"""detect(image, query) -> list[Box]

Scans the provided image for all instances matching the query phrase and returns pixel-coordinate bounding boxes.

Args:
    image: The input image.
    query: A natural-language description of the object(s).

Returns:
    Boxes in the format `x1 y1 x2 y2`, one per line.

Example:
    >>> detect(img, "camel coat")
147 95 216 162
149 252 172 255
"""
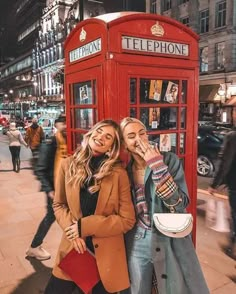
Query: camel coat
52 157 136 293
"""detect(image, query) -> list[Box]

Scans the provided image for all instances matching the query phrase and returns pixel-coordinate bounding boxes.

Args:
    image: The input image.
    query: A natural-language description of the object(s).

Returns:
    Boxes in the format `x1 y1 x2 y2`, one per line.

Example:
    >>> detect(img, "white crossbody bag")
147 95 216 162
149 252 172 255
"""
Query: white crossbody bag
153 213 193 238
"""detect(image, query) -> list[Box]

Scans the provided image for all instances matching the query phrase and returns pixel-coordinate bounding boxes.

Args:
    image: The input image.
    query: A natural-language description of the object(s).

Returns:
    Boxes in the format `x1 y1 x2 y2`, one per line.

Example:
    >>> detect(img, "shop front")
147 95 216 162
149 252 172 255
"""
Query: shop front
64 12 199 238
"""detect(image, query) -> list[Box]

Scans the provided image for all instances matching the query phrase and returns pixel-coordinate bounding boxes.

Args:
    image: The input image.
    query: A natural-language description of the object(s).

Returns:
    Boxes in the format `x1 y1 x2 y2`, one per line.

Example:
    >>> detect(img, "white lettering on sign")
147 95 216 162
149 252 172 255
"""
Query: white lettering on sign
69 38 101 62
122 36 189 57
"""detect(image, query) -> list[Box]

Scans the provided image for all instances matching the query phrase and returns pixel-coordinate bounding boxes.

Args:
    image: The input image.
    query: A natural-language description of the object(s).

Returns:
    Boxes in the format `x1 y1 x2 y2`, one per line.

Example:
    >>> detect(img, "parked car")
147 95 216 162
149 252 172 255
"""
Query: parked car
197 125 232 177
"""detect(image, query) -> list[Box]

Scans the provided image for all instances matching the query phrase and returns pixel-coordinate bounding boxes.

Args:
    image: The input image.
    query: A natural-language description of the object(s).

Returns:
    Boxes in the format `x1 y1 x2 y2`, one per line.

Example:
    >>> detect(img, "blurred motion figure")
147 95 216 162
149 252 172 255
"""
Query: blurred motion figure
26 116 68 260
208 130 236 259
25 117 44 170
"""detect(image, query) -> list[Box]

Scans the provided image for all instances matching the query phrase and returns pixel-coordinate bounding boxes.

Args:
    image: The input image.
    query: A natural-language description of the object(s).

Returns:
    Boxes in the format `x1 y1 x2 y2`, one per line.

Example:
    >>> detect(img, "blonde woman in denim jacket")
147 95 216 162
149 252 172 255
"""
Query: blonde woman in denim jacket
120 117 209 294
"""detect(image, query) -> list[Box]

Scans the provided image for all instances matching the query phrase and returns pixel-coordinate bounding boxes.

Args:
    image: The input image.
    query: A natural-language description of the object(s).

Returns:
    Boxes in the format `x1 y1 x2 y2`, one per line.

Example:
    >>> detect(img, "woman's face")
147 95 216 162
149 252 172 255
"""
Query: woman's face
88 125 116 156
122 122 149 155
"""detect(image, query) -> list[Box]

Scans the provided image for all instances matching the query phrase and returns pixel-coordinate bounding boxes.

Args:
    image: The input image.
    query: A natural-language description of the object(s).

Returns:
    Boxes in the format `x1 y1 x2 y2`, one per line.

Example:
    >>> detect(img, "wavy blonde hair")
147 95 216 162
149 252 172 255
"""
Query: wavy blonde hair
68 119 122 192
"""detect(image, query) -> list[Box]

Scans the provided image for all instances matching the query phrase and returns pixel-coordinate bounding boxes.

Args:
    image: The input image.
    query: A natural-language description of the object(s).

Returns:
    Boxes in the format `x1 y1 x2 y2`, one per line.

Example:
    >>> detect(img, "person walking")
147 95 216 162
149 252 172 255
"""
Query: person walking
208 129 236 259
26 116 68 260
120 117 209 294
24 117 44 170
6 122 28 172
44 119 135 294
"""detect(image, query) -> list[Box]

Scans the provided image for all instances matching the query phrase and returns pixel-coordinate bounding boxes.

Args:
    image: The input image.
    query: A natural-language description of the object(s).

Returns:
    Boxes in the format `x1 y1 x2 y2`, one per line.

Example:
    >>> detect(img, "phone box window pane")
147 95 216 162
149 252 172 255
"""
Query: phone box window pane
130 108 137 118
73 132 84 150
130 78 137 104
180 133 185 154
75 108 95 129
181 80 187 103
181 108 186 129
73 81 93 105
162 80 179 103
140 107 160 130
148 133 176 153
159 107 177 130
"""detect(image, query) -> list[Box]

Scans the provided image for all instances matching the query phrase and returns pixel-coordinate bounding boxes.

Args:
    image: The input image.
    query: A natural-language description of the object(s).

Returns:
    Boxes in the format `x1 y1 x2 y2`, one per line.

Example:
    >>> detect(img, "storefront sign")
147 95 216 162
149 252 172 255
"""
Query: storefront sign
69 38 101 62
122 36 189 57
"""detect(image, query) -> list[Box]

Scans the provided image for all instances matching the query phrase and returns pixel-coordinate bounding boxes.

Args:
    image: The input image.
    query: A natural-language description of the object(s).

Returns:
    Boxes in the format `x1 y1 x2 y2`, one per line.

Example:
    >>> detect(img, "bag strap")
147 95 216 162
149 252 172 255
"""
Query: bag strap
9 130 20 140
162 197 183 213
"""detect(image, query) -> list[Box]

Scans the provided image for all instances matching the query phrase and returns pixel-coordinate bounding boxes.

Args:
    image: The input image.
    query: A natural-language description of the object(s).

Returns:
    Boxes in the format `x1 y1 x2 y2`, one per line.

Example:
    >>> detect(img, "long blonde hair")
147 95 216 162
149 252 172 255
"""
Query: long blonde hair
68 119 121 192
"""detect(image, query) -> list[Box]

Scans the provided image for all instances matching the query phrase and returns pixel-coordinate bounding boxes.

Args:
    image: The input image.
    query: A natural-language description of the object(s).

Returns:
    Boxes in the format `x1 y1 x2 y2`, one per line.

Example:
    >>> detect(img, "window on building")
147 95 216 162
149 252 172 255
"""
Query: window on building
179 0 189 4
163 0 171 11
215 42 225 69
200 47 208 72
215 1 226 28
150 0 157 13
200 9 209 33
180 17 189 26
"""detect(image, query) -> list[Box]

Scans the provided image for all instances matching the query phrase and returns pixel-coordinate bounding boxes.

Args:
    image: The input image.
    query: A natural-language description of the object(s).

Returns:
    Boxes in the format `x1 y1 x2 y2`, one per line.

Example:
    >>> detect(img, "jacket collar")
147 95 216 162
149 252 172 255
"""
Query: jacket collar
69 171 113 218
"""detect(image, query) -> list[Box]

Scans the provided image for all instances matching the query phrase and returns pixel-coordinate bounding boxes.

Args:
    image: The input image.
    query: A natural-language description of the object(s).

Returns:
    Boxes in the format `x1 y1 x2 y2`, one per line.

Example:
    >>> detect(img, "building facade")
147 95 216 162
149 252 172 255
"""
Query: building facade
0 0 47 119
0 0 147 120
150 0 236 126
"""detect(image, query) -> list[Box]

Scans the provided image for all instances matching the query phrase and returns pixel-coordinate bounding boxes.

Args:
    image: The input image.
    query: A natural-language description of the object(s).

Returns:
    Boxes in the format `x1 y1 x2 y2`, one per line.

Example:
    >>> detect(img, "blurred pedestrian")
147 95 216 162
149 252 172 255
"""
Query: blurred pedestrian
6 122 28 172
44 119 135 294
120 117 209 294
26 116 68 260
25 117 44 170
208 130 236 259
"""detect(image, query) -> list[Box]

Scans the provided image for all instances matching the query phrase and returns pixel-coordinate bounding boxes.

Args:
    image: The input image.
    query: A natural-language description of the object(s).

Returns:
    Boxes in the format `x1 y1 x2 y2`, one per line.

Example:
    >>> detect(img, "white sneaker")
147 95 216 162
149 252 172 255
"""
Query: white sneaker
26 246 51 260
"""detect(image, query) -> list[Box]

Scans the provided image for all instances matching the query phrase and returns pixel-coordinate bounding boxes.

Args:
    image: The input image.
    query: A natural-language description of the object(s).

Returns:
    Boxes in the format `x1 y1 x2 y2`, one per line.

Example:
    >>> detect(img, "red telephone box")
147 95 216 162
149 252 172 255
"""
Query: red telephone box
64 12 199 239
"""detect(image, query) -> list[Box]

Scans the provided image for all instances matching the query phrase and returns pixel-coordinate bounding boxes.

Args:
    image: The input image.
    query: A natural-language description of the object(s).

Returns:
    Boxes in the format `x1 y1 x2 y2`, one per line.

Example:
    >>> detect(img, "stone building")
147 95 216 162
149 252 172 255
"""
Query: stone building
150 0 236 126
0 0 146 119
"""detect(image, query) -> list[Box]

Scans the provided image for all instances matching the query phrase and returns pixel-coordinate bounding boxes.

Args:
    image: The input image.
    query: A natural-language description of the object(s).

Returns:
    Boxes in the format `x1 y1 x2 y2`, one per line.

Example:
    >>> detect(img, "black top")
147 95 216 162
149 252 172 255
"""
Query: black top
80 154 107 251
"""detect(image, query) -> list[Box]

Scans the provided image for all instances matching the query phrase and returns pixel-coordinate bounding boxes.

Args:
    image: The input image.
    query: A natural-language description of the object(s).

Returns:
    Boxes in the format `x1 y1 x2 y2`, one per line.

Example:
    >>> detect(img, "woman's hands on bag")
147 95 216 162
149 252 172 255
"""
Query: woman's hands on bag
72 238 87 254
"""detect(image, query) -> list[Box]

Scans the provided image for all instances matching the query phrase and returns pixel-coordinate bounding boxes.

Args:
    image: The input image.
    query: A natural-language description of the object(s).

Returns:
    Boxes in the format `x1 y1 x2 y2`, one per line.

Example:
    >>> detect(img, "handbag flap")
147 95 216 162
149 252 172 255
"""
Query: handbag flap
153 213 193 233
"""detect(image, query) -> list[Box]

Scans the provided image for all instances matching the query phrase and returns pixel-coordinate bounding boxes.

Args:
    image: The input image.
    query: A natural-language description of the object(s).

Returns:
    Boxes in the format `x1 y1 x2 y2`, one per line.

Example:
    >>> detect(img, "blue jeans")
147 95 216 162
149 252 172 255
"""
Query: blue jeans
122 226 154 294
31 192 55 248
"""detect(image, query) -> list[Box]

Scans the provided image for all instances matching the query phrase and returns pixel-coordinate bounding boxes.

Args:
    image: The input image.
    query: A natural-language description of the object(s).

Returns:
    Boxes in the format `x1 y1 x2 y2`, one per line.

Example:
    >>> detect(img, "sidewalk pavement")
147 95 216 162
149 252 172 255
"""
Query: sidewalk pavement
0 160 235 294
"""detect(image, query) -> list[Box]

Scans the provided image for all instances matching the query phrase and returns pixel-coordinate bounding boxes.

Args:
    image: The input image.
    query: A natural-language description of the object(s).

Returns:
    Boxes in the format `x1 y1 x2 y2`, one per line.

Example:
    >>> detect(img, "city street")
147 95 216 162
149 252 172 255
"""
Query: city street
0 134 235 293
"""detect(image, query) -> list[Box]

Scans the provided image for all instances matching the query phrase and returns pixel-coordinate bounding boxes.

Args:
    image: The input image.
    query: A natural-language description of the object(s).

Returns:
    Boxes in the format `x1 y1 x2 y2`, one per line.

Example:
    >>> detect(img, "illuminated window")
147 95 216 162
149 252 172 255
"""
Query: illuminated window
200 47 208 72
215 42 225 69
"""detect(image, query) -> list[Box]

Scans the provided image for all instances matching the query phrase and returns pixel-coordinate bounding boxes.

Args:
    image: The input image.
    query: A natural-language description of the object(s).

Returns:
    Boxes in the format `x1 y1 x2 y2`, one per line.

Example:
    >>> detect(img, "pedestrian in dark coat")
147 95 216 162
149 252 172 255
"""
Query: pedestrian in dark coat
26 116 68 260
208 130 236 259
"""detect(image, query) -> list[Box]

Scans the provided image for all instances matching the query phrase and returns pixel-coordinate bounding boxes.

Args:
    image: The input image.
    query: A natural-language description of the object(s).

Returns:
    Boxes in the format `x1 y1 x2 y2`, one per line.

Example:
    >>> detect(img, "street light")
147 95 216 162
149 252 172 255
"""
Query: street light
8 89 16 117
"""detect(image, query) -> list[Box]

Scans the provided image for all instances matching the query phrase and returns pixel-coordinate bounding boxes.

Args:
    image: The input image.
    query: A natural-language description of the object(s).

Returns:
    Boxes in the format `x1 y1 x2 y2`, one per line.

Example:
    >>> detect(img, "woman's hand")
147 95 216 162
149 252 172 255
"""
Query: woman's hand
65 220 79 241
135 139 160 161
72 238 87 254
